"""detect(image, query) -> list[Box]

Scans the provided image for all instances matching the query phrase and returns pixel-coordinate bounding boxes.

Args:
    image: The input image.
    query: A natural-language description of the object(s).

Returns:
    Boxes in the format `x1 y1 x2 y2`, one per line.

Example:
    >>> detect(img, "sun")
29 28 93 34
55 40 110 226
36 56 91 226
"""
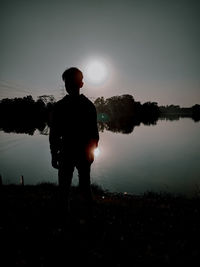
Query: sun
85 60 108 85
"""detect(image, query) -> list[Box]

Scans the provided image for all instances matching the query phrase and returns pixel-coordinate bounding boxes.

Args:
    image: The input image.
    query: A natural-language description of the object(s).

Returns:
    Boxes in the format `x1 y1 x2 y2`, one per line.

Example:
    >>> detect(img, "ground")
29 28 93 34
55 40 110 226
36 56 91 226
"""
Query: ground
1 184 200 266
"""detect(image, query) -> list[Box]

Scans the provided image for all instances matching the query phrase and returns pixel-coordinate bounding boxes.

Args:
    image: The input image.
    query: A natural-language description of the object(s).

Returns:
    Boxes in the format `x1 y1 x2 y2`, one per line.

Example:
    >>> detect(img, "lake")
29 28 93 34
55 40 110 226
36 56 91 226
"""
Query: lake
0 118 200 196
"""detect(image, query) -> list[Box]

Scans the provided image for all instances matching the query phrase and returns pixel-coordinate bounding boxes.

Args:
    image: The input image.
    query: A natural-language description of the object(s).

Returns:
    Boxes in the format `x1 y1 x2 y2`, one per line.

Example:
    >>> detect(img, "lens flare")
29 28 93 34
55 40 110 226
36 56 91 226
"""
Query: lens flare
94 147 100 157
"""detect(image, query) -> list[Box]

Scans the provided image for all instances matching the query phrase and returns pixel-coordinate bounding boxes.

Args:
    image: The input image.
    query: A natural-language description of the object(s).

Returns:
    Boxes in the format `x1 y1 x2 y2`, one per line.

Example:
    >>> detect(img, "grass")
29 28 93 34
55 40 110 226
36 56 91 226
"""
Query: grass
0 183 200 266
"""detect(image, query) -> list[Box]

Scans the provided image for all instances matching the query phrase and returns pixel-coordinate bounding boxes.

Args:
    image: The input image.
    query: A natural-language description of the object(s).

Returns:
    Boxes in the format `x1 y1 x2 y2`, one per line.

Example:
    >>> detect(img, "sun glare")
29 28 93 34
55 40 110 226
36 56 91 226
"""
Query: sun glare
94 147 100 158
85 60 108 85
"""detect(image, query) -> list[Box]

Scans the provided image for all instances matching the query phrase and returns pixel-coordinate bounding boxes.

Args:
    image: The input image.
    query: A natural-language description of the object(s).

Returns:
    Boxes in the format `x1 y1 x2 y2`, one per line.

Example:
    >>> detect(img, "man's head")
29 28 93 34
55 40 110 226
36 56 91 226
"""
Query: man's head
62 67 84 95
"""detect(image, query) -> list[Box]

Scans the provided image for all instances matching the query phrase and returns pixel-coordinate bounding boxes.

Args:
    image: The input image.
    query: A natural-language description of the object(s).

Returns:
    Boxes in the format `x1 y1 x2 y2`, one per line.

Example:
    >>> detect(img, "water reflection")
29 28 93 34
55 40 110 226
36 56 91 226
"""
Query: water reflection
0 120 47 135
0 119 200 197
1 95 199 195
0 113 199 136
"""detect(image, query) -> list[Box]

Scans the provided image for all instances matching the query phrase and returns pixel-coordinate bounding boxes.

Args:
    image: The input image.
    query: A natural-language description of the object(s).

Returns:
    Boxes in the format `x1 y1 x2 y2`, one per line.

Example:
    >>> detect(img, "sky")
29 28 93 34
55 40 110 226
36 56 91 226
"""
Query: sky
0 0 200 106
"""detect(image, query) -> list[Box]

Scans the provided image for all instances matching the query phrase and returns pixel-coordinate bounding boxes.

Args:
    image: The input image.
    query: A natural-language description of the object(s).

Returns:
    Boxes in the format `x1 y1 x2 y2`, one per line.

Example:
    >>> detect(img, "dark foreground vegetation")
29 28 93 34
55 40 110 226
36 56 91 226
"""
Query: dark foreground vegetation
1 184 200 266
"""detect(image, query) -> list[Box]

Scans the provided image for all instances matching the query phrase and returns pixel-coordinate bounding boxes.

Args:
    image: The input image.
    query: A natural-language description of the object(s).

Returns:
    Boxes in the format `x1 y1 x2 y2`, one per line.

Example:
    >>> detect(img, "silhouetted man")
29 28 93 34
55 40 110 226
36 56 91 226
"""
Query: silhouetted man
49 67 99 216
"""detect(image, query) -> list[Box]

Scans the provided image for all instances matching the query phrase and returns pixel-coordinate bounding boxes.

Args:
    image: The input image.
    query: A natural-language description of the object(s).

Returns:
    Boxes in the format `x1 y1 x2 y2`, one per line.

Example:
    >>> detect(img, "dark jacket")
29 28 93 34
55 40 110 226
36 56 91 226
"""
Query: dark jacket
49 94 99 160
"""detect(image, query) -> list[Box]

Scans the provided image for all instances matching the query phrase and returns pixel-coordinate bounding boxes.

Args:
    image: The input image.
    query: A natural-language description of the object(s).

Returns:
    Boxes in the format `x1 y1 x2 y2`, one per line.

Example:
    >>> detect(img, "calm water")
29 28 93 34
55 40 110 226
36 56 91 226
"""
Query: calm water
0 118 200 196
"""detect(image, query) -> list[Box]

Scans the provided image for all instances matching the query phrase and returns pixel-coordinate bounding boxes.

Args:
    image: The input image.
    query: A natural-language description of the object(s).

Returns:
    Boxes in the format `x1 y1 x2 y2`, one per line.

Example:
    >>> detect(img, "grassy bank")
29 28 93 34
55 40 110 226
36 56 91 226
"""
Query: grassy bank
1 183 200 266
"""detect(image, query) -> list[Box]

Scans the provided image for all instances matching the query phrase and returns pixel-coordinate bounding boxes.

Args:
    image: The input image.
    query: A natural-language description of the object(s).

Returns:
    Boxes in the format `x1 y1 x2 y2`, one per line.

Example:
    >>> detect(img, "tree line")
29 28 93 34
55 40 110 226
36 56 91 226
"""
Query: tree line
94 95 200 132
0 95 54 135
0 94 199 135
94 95 160 133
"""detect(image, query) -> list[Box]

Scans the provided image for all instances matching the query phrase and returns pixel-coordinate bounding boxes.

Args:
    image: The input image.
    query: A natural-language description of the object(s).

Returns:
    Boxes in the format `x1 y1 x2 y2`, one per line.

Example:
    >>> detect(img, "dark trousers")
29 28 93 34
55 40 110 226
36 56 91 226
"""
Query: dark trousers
58 154 93 211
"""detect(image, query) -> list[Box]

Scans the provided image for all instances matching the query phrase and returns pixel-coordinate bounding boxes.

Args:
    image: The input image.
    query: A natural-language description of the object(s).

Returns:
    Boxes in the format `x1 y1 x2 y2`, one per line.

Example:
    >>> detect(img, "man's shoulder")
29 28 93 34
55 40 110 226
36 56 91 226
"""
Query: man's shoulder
80 94 95 107
54 94 96 111
54 95 70 106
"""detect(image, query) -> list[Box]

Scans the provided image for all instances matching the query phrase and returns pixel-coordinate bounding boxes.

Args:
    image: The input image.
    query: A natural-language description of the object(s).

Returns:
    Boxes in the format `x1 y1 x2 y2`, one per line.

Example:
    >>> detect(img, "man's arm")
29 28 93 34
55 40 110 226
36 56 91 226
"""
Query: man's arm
49 106 61 169
94 113 99 148
87 104 99 155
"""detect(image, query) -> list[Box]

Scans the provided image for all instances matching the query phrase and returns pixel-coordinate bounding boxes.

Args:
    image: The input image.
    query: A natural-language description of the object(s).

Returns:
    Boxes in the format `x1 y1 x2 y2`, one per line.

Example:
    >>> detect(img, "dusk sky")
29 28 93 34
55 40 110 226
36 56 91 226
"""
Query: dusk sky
1 0 200 106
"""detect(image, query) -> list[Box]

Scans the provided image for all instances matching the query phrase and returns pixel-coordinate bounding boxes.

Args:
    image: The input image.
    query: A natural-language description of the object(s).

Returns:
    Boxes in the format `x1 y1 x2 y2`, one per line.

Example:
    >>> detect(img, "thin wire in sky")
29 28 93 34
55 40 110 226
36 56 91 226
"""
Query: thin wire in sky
0 80 32 98
0 80 59 99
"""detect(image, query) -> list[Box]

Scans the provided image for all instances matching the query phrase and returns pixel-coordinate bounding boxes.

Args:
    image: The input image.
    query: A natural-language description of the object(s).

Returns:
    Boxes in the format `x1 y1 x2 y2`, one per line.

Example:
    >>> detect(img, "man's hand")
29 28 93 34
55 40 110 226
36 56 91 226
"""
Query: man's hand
86 141 97 163
51 154 59 169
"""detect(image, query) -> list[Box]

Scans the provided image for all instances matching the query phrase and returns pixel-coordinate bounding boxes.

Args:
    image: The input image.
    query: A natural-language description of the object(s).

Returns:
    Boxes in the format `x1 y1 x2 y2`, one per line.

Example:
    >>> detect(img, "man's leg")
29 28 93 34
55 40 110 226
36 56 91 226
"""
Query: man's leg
76 160 94 223
58 160 74 214
77 161 93 204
